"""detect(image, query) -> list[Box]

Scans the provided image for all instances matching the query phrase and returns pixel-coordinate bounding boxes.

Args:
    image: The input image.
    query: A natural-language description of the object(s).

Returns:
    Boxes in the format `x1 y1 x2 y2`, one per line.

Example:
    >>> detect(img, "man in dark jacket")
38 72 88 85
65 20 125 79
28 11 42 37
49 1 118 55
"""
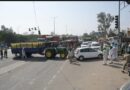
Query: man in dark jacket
4 45 8 58
0 48 3 59
122 53 130 73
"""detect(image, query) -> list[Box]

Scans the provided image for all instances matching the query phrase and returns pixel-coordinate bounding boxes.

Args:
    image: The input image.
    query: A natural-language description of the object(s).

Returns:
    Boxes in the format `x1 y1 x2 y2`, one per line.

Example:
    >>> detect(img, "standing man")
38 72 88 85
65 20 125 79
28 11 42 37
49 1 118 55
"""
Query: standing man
68 47 75 64
103 44 109 65
109 44 117 64
0 48 3 59
122 52 130 73
115 44 118 60
21 47 27 59
4 45 8 58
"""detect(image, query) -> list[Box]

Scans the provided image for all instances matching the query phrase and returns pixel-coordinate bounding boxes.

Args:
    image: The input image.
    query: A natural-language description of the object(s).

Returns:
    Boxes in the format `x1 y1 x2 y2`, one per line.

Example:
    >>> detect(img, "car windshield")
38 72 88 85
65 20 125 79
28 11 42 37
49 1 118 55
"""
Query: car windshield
92 44 100 46
82 43 89 45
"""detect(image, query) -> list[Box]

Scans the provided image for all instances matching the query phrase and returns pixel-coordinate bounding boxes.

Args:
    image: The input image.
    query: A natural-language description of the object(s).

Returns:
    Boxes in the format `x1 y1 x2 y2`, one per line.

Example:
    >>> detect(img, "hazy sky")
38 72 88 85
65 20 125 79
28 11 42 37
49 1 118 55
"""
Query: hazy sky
0 1 130 36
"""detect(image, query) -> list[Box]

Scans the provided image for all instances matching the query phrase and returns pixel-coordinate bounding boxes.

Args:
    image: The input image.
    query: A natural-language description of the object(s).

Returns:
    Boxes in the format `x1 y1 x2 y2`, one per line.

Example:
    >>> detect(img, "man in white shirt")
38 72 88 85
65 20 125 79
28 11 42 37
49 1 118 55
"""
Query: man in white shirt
68 48 75 64
109 44 118 64
22 47 27 59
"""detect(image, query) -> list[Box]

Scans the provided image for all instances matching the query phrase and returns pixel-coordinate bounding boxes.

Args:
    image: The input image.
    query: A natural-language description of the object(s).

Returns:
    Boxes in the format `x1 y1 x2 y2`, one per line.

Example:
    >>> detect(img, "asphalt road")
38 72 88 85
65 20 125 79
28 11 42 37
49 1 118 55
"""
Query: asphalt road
0 49 129 90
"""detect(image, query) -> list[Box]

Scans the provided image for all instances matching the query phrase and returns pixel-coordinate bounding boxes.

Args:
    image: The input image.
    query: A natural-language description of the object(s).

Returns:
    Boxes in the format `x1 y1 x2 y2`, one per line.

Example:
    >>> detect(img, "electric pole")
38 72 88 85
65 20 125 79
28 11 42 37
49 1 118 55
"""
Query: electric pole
66 24 67 35
53 16 57 35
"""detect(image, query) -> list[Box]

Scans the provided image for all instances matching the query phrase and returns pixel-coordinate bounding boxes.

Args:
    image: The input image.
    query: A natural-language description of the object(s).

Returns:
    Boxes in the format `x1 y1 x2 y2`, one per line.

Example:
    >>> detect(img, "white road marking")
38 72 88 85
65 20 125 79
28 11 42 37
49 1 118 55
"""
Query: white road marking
43 60 68 90
0 61 27 75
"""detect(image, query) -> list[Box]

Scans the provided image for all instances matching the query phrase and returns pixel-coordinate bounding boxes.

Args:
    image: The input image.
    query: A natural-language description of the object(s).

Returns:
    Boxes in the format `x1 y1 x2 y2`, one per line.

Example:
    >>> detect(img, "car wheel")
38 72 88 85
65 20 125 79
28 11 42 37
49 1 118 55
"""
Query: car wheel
98 54 103 59
79 56 84 61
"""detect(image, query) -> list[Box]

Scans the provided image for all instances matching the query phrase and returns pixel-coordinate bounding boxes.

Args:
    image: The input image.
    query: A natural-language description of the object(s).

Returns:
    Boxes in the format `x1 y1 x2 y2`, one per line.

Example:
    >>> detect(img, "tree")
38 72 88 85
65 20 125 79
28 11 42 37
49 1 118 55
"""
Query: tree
83 33 89 37
97 12 114 38
0 25 41 46
108 29 116 37
82 33 91 41
121 30 127 37
89 31 97 41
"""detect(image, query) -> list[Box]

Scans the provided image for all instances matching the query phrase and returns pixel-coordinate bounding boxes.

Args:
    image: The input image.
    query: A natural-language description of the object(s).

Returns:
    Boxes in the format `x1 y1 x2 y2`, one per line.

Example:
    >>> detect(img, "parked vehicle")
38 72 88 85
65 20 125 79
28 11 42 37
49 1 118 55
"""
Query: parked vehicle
11 41 68 59
81 42 91 48
74 47 103 60
91 42 101 50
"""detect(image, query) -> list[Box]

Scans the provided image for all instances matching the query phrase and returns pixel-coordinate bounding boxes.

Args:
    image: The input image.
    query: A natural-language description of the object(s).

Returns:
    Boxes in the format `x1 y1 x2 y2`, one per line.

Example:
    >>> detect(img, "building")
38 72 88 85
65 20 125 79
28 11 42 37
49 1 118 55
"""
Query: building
38 35 60 42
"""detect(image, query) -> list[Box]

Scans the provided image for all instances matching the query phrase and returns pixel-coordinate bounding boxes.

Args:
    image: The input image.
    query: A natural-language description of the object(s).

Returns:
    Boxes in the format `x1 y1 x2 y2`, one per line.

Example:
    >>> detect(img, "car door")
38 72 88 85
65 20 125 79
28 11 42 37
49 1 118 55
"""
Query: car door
88 48 98 58
80 48 89 58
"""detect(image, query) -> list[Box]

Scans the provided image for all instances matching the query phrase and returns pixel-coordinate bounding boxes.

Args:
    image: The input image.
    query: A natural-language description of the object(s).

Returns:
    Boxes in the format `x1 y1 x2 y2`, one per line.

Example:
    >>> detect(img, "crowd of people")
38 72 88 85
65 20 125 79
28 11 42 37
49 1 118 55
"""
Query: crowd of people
66 41 130 73
102 42 118 65
102 41 130 73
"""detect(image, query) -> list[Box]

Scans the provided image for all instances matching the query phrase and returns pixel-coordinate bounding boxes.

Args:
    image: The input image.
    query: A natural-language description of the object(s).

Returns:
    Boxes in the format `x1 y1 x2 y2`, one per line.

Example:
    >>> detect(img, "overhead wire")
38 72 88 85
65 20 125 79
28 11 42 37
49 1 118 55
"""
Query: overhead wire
120 1 129 11
120 4 129 11
33 1 41 35
33 1 38 27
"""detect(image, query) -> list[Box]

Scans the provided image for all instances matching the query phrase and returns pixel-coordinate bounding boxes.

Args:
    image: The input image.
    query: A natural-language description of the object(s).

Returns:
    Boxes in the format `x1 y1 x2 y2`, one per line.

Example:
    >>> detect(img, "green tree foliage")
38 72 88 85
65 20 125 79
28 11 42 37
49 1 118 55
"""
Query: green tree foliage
0 25 16 45
82 31 98 41
0 25 38 46
122 30 127 37
97 12 114 38
82 33 91 41
83 33 89 37
108 29 116 37
89 31 97 41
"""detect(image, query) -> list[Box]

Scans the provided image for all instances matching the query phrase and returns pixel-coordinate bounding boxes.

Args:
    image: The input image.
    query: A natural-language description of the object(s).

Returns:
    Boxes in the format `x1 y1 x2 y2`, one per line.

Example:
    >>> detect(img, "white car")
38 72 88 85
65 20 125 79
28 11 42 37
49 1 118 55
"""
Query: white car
91 42 101 50
74 47 103 60
81 42 91 48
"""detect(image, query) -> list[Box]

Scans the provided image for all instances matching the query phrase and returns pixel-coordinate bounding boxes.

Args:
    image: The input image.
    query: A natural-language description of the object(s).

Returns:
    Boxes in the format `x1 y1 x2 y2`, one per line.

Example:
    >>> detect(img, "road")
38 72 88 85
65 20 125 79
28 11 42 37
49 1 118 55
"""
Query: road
0 49 129 90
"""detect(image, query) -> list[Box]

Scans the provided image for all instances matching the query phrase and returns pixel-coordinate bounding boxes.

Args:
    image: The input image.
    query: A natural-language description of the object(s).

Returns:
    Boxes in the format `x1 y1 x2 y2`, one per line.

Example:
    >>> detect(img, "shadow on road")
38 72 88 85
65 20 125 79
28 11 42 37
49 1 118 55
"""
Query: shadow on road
13 56 47 62
69 58 81 66
13 56 66 62
48 57 67 61
108 63 123 69
78 58 102 62
71 61 81 66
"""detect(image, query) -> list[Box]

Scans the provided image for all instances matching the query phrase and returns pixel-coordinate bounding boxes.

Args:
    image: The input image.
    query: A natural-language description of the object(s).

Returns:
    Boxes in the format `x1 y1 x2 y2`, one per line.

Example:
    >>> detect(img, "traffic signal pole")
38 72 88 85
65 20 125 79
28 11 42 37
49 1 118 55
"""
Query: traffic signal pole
119 0 121 55
119 0 120 34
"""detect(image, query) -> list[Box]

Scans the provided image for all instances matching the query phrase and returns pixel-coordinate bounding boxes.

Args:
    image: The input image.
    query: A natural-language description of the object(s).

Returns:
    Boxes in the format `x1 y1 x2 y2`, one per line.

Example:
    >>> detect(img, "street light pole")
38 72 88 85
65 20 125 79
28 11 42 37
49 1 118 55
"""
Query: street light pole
53 16 57 35
54 17 55 35
66 24 67 35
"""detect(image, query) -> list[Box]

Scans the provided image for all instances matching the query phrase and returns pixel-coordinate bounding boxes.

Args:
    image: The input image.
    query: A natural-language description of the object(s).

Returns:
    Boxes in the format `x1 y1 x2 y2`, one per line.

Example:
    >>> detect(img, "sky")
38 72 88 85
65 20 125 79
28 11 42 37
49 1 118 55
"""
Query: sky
0 1 130 36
